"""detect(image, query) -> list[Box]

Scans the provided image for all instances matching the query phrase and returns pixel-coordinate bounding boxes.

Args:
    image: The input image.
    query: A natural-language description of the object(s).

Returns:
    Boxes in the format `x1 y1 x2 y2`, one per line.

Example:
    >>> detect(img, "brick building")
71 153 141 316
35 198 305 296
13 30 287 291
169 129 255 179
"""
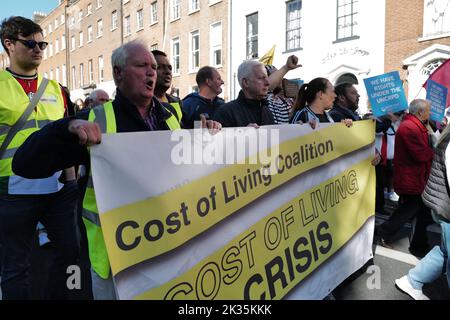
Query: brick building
1 0 228 101
385 0 450 102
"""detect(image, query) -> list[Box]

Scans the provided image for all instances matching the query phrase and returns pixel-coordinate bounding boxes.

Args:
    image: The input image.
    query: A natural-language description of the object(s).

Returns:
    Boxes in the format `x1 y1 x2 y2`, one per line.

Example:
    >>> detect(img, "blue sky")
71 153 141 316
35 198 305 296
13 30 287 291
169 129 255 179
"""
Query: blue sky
1 0 60 22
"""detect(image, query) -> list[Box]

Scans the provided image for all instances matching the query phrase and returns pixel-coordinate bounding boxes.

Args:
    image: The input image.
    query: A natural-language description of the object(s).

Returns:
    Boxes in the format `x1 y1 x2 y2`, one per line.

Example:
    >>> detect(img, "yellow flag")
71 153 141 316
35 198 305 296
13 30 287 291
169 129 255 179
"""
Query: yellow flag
259 45 276 65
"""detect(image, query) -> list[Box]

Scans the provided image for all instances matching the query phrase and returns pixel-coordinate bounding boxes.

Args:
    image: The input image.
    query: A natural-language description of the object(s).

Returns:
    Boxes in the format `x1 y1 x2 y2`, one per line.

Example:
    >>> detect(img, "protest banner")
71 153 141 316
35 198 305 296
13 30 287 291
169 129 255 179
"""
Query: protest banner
364 71 408 117
426 79 448 122
90 121 376 300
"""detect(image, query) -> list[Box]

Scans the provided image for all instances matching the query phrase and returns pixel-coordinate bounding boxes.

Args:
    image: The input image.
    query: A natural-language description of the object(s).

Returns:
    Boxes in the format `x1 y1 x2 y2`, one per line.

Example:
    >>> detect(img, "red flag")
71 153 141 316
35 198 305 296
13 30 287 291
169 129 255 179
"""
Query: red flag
423 58 450 107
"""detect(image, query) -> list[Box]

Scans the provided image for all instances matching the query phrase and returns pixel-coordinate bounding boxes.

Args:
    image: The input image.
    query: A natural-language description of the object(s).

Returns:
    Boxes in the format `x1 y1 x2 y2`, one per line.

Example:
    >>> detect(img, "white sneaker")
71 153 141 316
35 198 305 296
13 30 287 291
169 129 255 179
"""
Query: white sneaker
395 276 429 300
389 191 399 202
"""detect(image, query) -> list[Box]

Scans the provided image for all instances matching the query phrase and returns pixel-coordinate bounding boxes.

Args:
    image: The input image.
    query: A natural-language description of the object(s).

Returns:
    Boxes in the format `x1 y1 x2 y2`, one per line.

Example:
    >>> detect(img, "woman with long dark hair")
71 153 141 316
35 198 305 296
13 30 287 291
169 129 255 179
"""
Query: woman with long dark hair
289 77 336 126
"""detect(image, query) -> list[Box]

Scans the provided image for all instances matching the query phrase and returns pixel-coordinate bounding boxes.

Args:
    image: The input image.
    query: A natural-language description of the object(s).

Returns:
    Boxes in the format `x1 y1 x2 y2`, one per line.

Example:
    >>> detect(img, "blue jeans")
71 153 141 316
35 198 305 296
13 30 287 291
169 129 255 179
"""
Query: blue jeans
0 181 79 299
408 215 450 290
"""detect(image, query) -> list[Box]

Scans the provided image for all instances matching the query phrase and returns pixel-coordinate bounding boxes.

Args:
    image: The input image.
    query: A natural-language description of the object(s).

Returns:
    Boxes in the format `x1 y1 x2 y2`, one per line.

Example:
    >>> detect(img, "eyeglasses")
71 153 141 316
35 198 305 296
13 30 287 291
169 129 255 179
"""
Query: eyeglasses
9 38 48 50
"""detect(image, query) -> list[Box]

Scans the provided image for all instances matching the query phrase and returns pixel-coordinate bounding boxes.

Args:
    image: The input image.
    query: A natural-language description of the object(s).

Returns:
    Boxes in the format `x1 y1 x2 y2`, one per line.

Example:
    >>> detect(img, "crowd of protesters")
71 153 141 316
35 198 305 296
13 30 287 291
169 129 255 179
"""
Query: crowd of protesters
0 15 449 300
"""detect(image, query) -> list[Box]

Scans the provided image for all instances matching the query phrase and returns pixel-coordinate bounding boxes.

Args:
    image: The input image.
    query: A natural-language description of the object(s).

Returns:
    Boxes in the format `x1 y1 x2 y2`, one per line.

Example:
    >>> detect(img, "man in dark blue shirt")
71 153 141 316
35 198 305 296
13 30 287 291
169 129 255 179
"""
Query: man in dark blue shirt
182 66 225 128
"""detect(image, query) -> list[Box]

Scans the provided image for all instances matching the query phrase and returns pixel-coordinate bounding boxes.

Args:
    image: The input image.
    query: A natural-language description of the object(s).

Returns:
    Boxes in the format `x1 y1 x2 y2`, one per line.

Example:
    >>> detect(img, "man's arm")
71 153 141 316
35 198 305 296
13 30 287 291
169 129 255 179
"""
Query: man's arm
12 116 100 179
268 55 301 91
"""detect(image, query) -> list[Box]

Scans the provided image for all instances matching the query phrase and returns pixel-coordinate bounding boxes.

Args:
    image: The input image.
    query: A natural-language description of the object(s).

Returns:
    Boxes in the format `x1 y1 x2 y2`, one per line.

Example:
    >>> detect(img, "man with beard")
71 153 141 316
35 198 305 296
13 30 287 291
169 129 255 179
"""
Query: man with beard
329 83 361 121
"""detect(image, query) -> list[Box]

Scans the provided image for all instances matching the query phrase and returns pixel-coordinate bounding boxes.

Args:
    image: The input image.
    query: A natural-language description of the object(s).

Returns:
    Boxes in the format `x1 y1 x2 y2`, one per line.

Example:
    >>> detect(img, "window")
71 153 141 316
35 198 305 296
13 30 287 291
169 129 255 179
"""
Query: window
61 13 65 24
49 42 53 57
50 69 53 80
70 16 75 27
209 0 222 5
88 25 93 42
210 22 222 66
246 13 258 59
61 34 66 50
55 38 59 53
137 9 144 30
111 11 118 29
87 3 92 15
423 1 450 37
172 37 180 74
97 19 103 37
62 64 67 86
150 2 158 24
44 47 47 59
286 0 302 51
71 66 76 90
79 31 84 47
54 19 58 29
79 9 83 21
56 67 60 83
88 59 94 83
97 0 102 9
43 29 47 38
190 0 200 12
190 30 200 71
421 59 446 76
336 0 359 41
98 55 104 82
48 24 52 34
124 16 131 36
80 63 84 87
171 0 181 20
71 36 76 51
151 43 158 51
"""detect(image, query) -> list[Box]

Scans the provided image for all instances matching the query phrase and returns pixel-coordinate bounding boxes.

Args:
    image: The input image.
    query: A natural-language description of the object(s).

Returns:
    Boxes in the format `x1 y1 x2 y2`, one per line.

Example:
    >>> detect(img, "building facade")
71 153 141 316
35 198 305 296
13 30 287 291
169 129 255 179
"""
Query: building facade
230 0 386 114
1 0 229 102
385 0 450 103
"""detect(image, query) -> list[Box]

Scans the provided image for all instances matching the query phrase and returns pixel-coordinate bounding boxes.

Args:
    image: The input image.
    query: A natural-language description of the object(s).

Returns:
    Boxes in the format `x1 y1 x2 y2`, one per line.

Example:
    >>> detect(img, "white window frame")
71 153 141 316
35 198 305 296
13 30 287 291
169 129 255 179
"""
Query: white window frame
78 9 83 22
79 63 84 87
55 38 59 53
210 22 222 67
56 66 60 83
79 31 84 47
88 25 93 42
150 1 158 25
189 30 200 72
71 35 76 52
88 59 94 84
124 15 131 36
98 55 104 83
97 19 103 38
171 37 180 75
189 0 200 13
171 0 181 21
62 64 67 86
87 3 93 15
96 0 102 9
111 10 118 30
136 9 144 31
61 34 66 50
71 66 76 90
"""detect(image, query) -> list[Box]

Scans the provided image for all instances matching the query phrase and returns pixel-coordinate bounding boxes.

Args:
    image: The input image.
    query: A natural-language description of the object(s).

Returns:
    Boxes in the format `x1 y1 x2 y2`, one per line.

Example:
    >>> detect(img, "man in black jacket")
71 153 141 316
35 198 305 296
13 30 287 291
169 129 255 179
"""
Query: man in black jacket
214 60 274 128
329 83 361 122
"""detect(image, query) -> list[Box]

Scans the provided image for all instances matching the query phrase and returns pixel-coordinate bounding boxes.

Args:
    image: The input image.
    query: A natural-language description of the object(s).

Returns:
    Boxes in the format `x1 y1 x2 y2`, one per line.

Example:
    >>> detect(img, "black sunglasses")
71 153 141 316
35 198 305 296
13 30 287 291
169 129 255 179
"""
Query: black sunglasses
10 38 48 50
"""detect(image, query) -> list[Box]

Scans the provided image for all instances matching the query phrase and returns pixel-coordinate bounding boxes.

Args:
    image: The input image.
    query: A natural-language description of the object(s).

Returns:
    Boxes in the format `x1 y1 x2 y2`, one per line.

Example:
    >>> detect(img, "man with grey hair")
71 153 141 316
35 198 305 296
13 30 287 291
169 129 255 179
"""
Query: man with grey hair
12 40 220 299
214 60 274 127
378 99 435 257
86 89 110 108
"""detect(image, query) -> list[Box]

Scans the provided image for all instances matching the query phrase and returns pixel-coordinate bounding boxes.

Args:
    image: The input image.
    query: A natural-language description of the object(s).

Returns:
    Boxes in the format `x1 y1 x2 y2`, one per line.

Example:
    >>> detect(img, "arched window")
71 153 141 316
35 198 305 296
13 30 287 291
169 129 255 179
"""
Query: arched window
421 59 446 75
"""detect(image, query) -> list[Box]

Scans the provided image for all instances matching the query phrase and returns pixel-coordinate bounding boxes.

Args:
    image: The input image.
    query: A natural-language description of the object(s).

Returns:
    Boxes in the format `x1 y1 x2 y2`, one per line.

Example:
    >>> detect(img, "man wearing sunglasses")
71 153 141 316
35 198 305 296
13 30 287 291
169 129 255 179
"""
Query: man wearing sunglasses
0 16 79 300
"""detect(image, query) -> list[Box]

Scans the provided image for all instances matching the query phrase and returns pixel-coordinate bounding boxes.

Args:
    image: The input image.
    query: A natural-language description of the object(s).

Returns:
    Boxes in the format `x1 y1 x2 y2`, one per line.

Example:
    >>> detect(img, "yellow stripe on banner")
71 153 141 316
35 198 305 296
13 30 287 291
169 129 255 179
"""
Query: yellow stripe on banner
101 121 375 276
135 158 375 300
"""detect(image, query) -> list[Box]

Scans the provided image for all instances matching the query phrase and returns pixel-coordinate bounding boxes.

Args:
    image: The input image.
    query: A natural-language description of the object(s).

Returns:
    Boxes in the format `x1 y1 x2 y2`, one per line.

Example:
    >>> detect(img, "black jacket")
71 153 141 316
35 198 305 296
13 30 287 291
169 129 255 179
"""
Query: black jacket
12 90 177 179
213 91 275 127
329 104 361 122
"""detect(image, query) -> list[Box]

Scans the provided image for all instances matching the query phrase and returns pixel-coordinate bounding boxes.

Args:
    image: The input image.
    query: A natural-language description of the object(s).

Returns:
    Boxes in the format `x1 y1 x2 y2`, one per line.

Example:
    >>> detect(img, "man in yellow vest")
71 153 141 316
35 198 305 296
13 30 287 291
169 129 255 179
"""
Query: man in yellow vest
13 40 221 299
152 50 184 123
0 16 79 299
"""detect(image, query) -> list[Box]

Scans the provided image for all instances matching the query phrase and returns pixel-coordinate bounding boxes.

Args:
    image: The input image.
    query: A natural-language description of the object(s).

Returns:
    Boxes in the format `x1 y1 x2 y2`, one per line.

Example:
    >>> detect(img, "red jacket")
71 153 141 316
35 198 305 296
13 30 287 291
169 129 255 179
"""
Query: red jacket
393 114 434 195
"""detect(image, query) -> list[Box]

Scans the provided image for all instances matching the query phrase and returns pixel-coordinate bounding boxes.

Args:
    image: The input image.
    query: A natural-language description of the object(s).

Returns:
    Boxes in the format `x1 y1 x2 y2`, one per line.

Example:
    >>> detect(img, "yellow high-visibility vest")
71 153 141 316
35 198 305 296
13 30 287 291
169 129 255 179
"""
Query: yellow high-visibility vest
0 71 65 194
83 101 181 279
